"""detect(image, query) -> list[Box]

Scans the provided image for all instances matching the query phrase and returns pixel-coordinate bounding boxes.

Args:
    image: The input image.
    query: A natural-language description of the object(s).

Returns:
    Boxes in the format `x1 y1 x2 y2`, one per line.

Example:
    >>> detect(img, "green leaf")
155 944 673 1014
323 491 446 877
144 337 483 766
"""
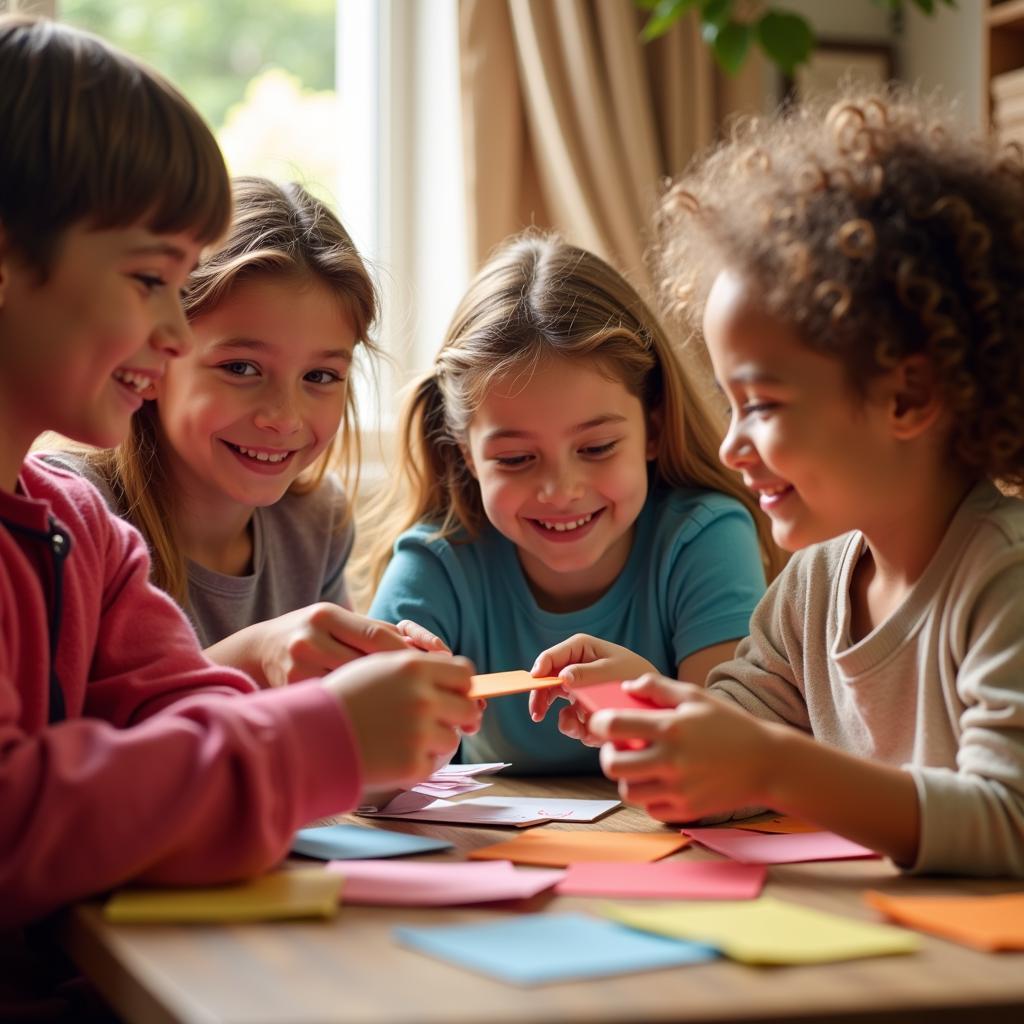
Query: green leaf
756 10 815 76
639 0 699 41
911 0 936 13
705 19 752 76
700 0 733 29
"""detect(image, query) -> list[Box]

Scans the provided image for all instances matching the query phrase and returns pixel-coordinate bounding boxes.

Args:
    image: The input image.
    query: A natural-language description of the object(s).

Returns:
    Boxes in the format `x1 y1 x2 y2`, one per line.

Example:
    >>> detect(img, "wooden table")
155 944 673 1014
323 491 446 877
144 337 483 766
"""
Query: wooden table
61 776 1024 1024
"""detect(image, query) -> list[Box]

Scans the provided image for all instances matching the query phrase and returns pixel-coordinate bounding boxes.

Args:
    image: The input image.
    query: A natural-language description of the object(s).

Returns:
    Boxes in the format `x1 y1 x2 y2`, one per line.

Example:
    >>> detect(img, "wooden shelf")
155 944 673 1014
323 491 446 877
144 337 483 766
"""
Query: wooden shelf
987 1 1024 121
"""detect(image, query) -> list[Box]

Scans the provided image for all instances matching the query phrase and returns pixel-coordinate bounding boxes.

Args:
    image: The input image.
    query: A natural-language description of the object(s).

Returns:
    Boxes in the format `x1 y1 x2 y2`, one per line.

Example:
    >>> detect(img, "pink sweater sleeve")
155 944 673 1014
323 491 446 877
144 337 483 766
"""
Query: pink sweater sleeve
0 461 363 927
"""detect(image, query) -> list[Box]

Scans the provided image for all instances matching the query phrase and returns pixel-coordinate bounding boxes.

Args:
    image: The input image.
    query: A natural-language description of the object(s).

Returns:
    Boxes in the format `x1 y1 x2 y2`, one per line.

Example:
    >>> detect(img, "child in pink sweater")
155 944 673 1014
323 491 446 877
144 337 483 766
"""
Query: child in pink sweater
0 14 480 933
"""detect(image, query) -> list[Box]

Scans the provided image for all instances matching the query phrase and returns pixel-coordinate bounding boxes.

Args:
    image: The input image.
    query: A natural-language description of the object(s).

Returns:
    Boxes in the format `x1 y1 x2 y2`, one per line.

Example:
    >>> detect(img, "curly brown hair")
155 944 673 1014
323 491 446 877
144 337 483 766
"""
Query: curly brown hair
654 85 1024 490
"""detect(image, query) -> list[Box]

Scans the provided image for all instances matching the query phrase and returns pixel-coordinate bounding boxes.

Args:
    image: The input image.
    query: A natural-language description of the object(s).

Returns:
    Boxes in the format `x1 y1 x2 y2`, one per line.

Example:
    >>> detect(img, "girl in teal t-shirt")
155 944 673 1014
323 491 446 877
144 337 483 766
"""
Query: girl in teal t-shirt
367 233 778 772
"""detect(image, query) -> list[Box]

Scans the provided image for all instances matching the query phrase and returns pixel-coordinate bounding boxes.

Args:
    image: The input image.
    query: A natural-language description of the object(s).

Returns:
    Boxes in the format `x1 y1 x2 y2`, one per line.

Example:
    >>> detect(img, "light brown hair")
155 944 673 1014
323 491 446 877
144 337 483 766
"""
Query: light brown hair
84 177 379 603
362 232 781 592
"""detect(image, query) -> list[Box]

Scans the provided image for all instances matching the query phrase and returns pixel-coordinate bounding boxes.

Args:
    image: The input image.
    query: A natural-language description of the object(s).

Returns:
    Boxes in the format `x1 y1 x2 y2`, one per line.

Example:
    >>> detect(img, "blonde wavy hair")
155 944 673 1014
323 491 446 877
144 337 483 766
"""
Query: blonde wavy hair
654 85 1024 491
82 177 379 604
362 232 781 593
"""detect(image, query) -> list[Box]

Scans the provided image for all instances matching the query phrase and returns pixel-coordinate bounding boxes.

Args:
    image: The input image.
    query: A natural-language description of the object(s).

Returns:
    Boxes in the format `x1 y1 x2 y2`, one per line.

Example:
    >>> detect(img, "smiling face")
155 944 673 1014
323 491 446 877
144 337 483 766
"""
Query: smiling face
154 274 356 516
703 269 904 551
0 221 201 489
463 355 657 609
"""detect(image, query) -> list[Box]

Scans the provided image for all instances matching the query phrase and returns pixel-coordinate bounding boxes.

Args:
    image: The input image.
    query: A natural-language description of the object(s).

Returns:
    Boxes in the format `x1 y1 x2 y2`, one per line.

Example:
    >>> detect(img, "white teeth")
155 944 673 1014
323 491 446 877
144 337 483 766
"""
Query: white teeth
538 512 594 532
760 485 789 496
113 369 150 394
234 445 289 464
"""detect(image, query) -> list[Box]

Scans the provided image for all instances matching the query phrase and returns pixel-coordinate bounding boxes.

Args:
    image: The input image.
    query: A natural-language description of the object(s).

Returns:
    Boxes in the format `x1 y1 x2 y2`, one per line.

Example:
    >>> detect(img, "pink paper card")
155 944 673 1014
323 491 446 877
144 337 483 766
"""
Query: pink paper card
326 859 564 906
682 828 879 864
556 859 766 900
567 682 661 750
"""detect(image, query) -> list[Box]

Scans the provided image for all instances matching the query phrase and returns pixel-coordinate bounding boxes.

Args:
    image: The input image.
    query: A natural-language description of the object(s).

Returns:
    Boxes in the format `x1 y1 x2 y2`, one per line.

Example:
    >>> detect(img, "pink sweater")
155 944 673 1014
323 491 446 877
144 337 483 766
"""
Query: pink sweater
0 457 362 927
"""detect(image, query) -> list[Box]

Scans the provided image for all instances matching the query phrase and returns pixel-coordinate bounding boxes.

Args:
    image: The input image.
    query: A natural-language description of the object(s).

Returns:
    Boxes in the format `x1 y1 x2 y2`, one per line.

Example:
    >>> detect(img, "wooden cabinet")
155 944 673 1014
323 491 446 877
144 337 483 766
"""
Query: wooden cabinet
987 0 1024 142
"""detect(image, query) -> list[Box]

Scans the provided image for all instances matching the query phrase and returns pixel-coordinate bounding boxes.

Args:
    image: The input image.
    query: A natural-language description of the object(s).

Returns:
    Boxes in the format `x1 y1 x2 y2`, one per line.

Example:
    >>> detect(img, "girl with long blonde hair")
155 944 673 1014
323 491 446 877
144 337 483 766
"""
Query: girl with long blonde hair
366 232 778 773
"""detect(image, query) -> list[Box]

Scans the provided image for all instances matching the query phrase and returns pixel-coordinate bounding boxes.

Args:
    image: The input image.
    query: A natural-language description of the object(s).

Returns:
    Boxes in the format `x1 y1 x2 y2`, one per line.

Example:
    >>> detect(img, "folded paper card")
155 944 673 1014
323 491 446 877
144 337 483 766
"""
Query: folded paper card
601 896 920 965
682 827 878 864
469 830 690 866
556 860 766 900
412 761 510 799
360 796 619 828
865 890 1024 952
291 823 452 860
104 868 343 924
326 859 564 906
394 912 716 985
468 671 562 699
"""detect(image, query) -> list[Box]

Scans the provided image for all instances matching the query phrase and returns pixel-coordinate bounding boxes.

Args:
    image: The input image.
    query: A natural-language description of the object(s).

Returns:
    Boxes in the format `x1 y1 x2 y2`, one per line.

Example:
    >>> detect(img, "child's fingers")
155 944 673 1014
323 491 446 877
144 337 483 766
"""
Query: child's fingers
528 684 570 721
558 659 620 688
623 675 698 708
598 742 667 782
589 708 670 744
321 607 408 655
421 654 477 694
530 634 599 676
397 619 451 654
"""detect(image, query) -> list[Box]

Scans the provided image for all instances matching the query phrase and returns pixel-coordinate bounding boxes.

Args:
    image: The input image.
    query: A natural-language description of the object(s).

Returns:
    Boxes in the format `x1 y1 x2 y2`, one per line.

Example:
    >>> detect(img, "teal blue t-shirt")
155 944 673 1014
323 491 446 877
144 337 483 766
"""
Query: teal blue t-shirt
369 487 766 774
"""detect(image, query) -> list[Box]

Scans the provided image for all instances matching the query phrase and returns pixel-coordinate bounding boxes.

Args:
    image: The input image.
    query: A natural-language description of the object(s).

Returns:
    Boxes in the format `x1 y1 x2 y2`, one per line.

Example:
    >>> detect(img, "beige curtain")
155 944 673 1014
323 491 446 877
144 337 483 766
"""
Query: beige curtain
459 0 766 294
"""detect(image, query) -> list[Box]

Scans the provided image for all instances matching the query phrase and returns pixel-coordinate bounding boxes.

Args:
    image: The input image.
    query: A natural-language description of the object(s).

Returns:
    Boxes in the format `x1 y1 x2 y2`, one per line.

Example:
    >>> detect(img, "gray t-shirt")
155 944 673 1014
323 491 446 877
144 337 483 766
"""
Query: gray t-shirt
708 479 1024 877
44 451 354 648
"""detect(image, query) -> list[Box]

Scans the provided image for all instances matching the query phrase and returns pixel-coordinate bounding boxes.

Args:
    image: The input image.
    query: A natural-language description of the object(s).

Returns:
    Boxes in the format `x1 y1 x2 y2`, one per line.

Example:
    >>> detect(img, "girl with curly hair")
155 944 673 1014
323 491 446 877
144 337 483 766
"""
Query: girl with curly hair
576 88 1024 876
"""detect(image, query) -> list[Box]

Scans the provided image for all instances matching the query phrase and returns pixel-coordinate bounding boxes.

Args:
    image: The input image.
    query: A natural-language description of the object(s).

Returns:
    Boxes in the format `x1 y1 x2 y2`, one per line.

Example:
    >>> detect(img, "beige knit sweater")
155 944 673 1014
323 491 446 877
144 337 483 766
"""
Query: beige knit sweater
709 480 1024 877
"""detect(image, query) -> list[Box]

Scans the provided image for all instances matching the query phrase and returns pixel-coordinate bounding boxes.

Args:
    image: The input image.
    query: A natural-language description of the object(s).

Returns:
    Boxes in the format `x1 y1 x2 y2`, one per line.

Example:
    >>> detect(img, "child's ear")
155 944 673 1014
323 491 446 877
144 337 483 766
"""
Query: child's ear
645 407 663 461
885 355 944 440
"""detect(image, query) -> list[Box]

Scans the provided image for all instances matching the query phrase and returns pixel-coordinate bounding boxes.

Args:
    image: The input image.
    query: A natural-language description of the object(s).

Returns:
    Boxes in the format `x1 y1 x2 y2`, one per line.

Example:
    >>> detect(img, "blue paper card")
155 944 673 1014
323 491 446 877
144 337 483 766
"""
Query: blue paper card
291 824 452 861
394 912 716 985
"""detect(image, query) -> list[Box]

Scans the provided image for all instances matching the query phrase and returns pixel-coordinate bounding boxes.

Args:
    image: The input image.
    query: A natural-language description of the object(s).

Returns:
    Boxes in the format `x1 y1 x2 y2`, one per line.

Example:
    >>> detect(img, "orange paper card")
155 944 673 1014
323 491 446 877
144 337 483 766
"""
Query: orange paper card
865 890 1024 952
733 816 822 834
469 830 690 866
468 671 562 700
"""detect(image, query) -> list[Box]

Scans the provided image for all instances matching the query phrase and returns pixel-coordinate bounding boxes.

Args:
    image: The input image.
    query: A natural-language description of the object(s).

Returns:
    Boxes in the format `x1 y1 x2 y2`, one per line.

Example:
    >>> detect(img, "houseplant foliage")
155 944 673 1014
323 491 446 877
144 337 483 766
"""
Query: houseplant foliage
636 0 957 76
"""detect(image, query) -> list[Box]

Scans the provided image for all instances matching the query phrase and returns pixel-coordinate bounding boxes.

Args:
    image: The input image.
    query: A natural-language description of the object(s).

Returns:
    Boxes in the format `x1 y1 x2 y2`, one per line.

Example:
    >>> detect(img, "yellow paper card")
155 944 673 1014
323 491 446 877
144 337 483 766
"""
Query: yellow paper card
602 896 919 964
469 830 690 866
865 890 1024 951
104 868 343 924
468 671 562 699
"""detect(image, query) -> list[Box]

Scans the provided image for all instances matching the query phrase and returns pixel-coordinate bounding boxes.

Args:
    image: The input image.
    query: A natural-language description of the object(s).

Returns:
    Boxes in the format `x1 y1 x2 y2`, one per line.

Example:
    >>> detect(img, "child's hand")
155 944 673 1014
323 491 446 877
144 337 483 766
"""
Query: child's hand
324 651 482 787
396 619 451 654
206 605 416 688
528 634 659 724
589 676 777 822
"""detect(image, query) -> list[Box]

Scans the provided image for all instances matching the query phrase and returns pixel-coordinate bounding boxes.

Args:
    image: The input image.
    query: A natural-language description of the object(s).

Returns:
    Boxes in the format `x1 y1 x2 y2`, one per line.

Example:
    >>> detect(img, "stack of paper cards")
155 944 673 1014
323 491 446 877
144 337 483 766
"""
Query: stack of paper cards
325 859 564 906
601 896 920 964
556 860 766 900
681 827 878 864
360 795 620 828
104 868 343 924
865 890 1024 951
469 830 690 866
411 762 510 800
291 823 452 861
395 912 716 985
468 670 562 699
